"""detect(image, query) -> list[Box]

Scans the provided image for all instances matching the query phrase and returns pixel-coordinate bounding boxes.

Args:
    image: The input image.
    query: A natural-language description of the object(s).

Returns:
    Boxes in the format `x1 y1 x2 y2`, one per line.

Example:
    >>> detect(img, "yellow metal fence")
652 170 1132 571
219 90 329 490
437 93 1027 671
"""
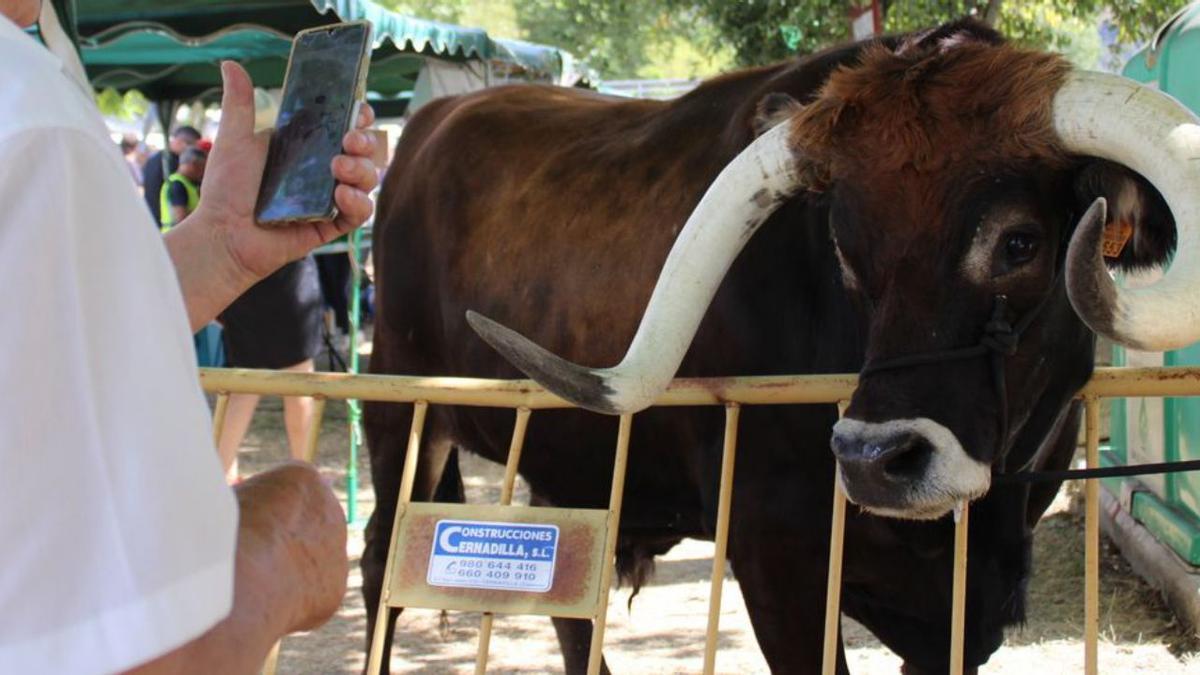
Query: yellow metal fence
200 366 1200 675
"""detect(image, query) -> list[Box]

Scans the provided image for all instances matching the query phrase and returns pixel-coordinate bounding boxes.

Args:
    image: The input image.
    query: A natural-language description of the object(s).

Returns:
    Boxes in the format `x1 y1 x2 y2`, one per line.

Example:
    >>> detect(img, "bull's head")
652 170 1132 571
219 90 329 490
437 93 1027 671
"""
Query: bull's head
467 28 1200 520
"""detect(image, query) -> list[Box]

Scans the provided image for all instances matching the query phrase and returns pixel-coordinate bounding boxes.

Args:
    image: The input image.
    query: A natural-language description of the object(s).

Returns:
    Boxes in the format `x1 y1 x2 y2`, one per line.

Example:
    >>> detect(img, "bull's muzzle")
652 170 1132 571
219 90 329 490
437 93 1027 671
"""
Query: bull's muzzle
832 428 934 486
830 417 991 520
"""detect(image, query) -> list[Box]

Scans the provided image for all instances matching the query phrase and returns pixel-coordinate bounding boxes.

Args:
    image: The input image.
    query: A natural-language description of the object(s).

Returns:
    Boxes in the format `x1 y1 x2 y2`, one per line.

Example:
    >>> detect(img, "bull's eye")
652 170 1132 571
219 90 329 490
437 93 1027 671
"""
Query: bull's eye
1004 231 1040 266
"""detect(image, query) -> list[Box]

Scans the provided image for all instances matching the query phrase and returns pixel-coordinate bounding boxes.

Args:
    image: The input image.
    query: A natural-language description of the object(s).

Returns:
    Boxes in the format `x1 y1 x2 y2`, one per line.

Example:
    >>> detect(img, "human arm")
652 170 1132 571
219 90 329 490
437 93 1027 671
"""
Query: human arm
0 118 342 672
164 62 379 331
122 464 348 675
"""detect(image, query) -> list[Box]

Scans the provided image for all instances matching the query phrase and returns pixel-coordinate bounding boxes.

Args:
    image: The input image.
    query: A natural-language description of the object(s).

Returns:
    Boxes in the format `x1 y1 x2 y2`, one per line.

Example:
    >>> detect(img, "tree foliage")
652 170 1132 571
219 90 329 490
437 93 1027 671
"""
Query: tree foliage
685 0 1181 68
380 0 1183 78
514 1 670 77
95 88 149 120
380 0 726 78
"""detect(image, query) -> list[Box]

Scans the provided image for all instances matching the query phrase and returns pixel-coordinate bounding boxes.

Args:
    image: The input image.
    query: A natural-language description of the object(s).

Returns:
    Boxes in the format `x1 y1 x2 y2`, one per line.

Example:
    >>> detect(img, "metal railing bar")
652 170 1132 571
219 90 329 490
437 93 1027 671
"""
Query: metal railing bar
475 408 532 675
367 401 428 675
302 397 327 464
199 369 858 407
587 414 634 675
702 404 740 675
211 392 230 446
821 401 850 675
1084 397 1101 675
397 402 429 504
500 409 531 504
821 479 848 675
949 501 969 675
200 366 1200 408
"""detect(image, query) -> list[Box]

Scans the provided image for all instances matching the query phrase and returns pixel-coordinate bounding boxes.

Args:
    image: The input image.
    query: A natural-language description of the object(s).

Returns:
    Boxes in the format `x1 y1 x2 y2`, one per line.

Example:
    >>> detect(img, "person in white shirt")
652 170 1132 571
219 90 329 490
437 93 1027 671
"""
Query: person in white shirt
0 1 380 672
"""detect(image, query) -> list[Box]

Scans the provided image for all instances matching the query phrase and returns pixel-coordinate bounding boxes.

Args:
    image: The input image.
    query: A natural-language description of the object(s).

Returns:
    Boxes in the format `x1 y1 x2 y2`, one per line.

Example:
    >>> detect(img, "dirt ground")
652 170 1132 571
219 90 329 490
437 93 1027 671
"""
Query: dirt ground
235 393 1200 674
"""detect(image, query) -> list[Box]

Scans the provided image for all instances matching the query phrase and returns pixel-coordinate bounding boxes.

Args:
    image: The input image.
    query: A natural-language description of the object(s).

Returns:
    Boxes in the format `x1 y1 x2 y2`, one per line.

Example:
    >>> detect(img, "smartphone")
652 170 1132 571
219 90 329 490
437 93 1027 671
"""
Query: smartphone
255 21 372 226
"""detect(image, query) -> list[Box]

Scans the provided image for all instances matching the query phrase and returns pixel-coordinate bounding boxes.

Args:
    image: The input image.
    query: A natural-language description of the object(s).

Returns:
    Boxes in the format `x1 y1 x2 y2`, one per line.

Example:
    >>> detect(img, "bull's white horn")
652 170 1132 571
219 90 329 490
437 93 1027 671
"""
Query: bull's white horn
468 121 803 414
1057 70 1200 351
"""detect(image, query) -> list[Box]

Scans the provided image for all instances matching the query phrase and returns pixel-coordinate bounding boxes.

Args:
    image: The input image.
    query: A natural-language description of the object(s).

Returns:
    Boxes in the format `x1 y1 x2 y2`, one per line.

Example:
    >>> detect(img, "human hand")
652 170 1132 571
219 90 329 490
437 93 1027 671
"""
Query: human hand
190 61 378 286
119 463 346 673
234 462 348 633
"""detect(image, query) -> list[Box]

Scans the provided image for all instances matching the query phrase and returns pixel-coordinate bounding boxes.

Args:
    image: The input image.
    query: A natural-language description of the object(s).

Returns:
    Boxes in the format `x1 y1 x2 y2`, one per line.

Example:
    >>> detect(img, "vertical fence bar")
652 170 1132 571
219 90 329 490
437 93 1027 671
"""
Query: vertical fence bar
367 401 429 675
302 397 327 463
499 408 532 504
211 392 230 447
949 500 969 675
702 404 741 675
821 402 850 675
476 408 532 675
1084 396 1101 675
587 413 634 675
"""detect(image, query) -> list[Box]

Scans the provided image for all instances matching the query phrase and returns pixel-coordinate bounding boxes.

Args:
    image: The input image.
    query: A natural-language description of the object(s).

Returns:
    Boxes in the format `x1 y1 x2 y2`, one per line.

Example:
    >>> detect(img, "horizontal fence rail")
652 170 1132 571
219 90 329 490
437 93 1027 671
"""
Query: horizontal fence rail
202 366 1200 675
200 366 1200 407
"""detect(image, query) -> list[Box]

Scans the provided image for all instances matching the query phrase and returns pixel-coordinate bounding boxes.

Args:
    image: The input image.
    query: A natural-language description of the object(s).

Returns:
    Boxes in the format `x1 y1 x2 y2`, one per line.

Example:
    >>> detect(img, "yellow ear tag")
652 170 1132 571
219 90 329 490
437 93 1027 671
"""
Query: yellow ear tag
1102 220 1133 259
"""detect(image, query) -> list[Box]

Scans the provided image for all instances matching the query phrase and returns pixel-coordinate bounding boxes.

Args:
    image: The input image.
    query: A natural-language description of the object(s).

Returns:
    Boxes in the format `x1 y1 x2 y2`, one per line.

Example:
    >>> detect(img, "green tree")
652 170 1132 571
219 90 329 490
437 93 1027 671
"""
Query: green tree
95 88 149 121
380 0 732 79
379 0 1180 80
512 0 734 78
681 0 1181 68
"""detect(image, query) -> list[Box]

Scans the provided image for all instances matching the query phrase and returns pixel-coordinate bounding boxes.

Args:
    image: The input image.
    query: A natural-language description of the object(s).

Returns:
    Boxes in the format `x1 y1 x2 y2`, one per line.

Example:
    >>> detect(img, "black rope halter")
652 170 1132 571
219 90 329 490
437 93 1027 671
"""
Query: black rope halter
858 277 1063 472
856 276 1200 484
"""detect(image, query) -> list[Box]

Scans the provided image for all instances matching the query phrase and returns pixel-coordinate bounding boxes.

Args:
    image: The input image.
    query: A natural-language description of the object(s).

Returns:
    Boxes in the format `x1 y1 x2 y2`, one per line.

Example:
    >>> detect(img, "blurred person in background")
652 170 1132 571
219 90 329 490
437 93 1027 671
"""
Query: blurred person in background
160 146 206 231
316 247 353 351
142 124 200 226
119 134 147 188
216 254 325 484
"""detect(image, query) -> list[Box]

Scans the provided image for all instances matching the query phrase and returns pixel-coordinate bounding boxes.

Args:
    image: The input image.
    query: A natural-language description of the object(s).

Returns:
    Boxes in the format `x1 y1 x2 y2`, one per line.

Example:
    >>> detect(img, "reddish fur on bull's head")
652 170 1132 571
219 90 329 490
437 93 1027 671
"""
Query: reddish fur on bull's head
791 28 1074 189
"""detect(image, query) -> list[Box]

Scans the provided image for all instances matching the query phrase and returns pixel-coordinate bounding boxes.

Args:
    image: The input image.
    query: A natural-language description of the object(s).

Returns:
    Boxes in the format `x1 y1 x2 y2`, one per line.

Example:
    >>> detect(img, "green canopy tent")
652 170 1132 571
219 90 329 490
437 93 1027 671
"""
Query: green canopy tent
72 0 572 116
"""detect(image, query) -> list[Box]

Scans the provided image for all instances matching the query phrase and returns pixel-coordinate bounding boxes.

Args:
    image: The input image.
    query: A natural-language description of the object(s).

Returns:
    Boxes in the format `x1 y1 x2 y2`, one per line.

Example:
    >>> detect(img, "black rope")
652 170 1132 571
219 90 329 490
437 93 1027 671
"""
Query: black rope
859 284 1059 461
996 459 1200 484
848 277 1200 487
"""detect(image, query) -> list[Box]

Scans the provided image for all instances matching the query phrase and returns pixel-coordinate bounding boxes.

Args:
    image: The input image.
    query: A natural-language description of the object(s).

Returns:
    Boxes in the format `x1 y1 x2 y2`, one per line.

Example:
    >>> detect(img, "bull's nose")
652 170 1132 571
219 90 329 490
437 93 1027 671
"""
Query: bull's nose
831 428 934 482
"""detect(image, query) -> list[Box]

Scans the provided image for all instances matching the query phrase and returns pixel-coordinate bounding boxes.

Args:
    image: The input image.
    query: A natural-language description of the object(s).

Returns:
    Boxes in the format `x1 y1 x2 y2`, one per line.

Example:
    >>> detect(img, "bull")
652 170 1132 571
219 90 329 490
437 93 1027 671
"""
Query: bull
363 20 1200 673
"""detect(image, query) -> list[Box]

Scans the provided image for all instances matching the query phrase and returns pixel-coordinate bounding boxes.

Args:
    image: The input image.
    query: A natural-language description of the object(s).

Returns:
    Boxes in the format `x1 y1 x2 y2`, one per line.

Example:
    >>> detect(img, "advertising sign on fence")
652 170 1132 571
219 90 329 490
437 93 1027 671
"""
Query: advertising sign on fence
427 519 559 593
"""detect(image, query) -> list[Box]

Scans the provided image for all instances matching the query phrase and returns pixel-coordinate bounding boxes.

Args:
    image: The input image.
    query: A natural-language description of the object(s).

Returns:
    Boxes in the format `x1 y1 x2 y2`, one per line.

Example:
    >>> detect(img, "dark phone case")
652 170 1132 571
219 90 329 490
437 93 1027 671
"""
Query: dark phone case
254 21 372 227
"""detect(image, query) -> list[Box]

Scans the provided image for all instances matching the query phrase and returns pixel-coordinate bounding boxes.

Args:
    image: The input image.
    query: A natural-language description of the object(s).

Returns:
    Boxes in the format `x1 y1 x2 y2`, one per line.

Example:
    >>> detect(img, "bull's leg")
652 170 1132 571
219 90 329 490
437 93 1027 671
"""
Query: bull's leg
550 617 613 675
725 409 849 674
730 526 849 675
361 402 458 674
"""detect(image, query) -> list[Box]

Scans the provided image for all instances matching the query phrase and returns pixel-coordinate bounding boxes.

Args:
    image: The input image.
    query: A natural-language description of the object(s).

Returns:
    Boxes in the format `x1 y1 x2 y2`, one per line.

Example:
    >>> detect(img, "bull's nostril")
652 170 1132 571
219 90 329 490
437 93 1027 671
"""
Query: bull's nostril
882 436 933 480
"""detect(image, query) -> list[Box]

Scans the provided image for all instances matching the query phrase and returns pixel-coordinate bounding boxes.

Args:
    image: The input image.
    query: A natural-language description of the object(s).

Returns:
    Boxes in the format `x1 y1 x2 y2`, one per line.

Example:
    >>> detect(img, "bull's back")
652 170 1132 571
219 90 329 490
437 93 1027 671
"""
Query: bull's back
372 84 750 377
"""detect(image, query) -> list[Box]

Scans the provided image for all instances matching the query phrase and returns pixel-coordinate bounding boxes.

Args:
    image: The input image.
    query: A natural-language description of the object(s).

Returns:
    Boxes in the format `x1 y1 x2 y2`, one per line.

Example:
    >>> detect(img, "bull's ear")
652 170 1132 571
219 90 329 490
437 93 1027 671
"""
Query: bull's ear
1073 160 1176 272
753 92 802 137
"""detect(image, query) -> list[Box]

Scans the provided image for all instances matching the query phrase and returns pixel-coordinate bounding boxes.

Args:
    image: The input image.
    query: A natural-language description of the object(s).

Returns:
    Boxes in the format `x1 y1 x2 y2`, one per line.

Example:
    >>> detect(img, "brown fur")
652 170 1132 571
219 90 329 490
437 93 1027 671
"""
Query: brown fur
791 39 1074 188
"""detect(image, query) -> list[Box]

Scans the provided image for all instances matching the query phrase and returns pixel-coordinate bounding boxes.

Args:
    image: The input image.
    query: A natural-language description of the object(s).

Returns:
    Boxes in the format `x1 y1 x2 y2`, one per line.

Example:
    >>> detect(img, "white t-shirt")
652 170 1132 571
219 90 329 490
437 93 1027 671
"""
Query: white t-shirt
0 16 238 674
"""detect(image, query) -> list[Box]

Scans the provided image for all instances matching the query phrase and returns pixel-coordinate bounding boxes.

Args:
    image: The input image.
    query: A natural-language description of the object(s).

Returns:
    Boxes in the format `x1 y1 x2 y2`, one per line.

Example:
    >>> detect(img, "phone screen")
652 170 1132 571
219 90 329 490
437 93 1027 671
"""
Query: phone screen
255 22 370 224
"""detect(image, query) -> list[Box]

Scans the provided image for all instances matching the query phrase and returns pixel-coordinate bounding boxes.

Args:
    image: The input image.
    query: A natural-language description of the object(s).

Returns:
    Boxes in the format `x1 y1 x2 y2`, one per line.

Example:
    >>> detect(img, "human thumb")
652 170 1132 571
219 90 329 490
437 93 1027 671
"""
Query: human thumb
215 61 255 153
